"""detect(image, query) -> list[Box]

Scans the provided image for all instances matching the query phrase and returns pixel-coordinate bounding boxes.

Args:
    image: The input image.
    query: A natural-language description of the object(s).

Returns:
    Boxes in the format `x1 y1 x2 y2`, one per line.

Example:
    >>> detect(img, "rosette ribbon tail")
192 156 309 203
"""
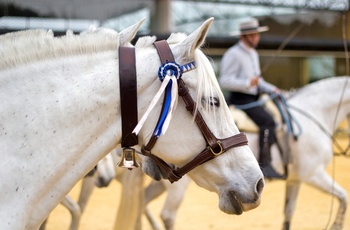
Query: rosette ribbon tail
132 75 174 135
132 61 195 137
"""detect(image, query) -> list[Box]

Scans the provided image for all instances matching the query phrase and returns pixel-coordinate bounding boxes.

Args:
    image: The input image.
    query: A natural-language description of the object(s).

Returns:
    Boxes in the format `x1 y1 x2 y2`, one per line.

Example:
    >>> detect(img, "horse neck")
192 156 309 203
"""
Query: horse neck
290 77 350 132
0 50 122 215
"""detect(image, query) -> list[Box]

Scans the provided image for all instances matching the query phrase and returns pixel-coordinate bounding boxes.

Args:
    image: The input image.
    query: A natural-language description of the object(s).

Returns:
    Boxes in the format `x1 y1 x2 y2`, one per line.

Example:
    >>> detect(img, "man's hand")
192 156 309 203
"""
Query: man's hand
250 77 260 86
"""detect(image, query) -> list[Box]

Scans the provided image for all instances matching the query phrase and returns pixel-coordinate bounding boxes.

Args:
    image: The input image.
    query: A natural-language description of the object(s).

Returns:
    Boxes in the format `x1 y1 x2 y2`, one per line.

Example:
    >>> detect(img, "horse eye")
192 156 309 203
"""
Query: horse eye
201 96 220 107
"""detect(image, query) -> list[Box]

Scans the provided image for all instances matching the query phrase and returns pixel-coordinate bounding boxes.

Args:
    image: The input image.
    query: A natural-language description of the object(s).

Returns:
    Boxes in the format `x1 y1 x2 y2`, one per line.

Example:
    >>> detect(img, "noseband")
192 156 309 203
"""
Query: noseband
119 40 248 183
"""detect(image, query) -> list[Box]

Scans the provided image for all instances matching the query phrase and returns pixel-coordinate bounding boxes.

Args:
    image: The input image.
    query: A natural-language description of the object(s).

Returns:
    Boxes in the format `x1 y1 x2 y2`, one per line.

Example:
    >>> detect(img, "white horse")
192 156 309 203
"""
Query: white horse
0 17 264 229
282 76 349 230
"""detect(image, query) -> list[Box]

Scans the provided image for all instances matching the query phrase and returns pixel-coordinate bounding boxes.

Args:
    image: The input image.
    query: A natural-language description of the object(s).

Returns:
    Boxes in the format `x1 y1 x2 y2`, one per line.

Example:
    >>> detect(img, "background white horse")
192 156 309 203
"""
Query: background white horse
242 76 349 230
284 76 349 230
0 18 263 229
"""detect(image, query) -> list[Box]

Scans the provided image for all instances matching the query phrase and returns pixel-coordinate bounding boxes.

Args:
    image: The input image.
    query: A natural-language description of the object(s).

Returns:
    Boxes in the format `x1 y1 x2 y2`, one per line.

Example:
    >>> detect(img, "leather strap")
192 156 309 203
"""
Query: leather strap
178 79 218 147
142 132 248 183
154 40 175 63
119 47 138 147
174 133 248 180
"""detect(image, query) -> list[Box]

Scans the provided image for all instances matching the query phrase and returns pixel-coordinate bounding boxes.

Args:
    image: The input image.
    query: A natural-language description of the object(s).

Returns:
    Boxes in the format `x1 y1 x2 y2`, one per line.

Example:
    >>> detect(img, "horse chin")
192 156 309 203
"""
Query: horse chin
219 192 244 215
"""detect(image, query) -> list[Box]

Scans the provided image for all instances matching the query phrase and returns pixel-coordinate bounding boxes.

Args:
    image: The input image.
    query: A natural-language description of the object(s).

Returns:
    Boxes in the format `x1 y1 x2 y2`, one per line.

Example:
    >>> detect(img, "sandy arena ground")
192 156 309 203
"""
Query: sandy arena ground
45 137 350 230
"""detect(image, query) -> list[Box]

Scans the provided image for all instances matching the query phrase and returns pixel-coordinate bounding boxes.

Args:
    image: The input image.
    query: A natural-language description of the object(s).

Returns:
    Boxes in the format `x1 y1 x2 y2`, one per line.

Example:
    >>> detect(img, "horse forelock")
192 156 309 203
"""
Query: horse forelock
0 28 120 70
167 33 187 44
135 36 157 48
135 32 187 49
193 49 229 122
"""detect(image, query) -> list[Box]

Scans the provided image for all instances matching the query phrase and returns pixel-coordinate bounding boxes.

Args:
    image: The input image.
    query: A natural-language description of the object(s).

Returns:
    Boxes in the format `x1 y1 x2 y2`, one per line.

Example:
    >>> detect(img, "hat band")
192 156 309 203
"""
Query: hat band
240 26 259 32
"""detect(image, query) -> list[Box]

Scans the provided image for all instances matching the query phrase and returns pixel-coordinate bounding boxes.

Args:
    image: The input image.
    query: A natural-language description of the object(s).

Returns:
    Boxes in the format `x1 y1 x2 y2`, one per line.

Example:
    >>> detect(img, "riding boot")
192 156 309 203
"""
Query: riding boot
259 129 284 179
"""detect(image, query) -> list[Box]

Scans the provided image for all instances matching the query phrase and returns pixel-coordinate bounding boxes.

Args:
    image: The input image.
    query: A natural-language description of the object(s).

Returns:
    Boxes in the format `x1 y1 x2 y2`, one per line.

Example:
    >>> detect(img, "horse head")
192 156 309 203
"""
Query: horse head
132 18 264 214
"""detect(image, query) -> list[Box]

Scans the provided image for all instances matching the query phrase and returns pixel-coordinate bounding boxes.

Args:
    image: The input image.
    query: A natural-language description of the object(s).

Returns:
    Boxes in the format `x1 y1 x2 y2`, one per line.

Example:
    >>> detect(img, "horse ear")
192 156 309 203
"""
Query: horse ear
119 18 146 46
175 17 214 60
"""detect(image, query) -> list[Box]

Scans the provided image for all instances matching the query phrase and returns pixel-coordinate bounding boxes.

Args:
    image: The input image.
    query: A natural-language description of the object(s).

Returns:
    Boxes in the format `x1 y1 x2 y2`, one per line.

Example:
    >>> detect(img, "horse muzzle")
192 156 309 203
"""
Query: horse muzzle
221 177 264 214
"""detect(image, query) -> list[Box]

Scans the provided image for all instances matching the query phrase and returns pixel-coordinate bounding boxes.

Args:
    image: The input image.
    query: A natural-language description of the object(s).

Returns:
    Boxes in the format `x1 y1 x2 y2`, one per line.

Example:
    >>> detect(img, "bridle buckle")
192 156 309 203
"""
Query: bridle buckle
208 140 224 156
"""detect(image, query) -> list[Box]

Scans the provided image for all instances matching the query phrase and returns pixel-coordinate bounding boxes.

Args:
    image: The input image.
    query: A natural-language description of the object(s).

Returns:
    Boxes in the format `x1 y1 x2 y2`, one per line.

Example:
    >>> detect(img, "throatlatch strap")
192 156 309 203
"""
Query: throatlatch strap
119 47 138 147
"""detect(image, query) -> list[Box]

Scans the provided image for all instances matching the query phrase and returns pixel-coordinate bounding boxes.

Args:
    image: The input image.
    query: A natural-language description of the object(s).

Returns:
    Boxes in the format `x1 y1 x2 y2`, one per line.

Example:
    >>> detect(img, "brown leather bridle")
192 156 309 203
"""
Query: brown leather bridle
119 40 248 183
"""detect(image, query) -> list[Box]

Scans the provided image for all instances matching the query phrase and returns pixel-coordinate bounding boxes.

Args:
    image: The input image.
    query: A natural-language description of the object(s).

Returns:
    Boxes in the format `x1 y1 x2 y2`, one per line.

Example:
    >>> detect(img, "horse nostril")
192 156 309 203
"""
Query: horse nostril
256 178 264 195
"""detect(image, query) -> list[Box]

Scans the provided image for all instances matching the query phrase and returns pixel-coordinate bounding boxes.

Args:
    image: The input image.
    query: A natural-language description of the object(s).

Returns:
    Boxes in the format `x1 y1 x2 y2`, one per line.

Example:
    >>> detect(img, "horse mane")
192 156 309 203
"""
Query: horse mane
0 29 53 44
0 28 120 69
194 50 225 110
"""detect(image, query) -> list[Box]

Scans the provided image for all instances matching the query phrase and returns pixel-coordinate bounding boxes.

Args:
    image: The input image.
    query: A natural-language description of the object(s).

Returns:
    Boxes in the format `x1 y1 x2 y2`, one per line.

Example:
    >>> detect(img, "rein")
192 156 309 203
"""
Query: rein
119 40 248 183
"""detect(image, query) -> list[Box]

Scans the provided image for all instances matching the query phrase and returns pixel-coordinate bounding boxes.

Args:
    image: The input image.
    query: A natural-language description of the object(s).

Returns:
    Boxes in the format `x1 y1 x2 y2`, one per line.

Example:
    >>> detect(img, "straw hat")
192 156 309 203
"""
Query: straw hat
230 18 269 36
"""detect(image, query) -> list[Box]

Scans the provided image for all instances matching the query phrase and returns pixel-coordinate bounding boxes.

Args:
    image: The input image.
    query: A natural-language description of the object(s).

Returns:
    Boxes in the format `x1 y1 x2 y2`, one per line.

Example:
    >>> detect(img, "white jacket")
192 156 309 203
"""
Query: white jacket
219 40 276 95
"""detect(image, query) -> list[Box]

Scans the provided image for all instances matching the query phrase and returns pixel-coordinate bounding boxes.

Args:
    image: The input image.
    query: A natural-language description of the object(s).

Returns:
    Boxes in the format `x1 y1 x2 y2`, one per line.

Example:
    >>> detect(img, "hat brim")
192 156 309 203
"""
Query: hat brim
229 26 269 36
